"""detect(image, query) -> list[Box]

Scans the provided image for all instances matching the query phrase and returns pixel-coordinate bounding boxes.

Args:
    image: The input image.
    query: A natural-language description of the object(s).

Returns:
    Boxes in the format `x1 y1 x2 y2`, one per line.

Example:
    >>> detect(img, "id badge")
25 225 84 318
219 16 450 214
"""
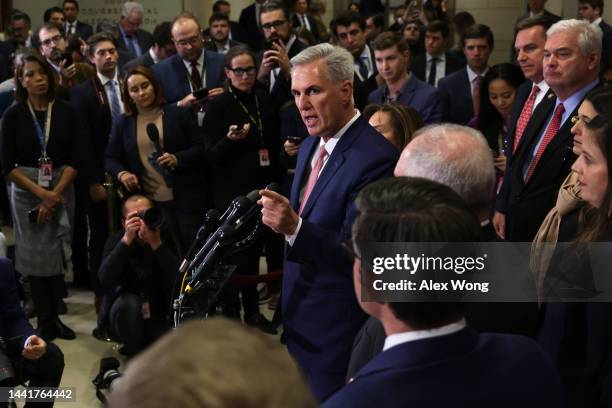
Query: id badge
37 157 53 188
258 148 270 167
141 301 151 319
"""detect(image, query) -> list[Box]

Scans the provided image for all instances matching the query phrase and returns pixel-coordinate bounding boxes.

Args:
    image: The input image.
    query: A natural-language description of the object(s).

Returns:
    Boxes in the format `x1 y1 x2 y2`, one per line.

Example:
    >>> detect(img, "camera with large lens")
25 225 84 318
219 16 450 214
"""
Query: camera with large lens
93 357 122 403
136 207 164 229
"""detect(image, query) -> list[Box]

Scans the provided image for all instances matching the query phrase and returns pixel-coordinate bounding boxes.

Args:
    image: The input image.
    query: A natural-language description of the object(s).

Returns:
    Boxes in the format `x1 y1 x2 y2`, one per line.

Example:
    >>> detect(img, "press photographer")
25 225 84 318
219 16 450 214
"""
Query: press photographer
0 257 64 408
98 195 178 357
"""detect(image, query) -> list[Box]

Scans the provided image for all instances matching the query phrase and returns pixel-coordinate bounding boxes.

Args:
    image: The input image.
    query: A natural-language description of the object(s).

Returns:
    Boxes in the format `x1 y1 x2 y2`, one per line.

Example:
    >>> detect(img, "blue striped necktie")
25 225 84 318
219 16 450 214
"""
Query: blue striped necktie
107 80 121 122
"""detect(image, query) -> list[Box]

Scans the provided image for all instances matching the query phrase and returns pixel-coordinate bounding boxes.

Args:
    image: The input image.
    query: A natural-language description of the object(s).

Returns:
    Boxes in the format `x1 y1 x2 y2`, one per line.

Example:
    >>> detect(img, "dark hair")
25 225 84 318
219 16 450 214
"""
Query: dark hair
87 31 119 56
15 51 56 102
514 14 556 35
579 0 604 13
122 66 166 115
330 11 365 37
576 85 612 241
43 7 65 23
10 10 31 25
462 23 494 49
476 63 525 153
367 13 385 30
353 177 481 329
426 20 450 39
122 194 153 217
371 31 409 53
63 0 80 9
223 45 256 89
209 12 230 26
259 1 290 21
152 22 173 47
212 0 230 12
34 23 64 49
452 11 475 34
363 102 424 149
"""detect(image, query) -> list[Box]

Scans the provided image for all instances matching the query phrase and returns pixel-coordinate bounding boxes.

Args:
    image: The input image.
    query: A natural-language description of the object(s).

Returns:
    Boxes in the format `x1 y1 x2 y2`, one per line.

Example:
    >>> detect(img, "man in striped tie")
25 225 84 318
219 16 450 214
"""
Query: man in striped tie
493 14 555 238
494 19 601 242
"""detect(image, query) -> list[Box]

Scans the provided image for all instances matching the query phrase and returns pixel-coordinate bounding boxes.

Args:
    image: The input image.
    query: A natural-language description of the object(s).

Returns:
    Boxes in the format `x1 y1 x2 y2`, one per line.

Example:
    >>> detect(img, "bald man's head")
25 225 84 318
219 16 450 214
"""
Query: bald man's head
394 124 495 216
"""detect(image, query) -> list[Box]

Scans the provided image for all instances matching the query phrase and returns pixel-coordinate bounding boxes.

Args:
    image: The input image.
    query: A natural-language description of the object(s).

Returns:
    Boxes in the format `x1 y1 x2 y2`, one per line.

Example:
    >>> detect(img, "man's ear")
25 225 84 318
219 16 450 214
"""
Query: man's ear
340 79 353 104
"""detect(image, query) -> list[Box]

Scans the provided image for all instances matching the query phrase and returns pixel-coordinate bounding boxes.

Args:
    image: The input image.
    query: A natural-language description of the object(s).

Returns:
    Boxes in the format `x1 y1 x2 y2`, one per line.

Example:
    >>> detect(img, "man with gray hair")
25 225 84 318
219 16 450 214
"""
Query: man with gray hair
395 124 496 227
259 43 398 401
494 19 601 242
116 1 152 62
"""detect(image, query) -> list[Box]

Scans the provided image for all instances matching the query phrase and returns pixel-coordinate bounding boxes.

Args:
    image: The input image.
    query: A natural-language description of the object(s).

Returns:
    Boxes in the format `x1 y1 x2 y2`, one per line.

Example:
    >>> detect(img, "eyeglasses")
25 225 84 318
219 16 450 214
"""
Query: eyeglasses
262 20 287 31
229 67 257 76
41 35 63 47
174 36 201 47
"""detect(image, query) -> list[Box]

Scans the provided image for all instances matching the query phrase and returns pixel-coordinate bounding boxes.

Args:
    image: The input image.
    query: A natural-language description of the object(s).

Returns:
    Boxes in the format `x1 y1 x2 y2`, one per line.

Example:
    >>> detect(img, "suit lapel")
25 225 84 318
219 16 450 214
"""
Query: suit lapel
514 89 556 162
299 118 365 217
172 55 191 96
400 76 417 106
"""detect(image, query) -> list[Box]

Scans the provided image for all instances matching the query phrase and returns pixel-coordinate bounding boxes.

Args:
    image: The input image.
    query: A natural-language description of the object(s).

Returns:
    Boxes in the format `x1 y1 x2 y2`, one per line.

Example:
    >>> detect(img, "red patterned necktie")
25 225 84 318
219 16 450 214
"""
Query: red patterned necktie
190 61 202 90
525 103 565 182
299 145 328 214
513 85 540 153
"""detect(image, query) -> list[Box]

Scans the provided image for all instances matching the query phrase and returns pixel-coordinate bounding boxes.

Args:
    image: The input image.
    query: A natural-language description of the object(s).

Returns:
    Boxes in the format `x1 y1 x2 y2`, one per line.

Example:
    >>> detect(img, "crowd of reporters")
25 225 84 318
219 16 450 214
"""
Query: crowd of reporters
0 0 611 406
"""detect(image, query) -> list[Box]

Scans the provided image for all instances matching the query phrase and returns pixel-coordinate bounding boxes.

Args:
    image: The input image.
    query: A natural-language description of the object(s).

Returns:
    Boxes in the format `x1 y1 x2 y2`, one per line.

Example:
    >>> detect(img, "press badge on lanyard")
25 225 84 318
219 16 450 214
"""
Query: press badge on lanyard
28 101 54 188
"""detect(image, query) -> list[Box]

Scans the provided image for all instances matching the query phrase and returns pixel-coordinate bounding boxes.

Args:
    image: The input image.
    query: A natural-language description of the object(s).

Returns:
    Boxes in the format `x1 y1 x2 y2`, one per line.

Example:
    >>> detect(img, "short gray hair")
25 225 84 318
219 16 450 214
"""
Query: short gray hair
121 2 144 18
547 18 602 58
395 124 495 211
291 43 354 84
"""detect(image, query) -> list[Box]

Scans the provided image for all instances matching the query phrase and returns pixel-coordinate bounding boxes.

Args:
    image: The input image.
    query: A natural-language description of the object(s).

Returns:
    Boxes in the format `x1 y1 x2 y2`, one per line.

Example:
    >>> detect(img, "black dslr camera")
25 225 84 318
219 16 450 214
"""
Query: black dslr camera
136 207 164 229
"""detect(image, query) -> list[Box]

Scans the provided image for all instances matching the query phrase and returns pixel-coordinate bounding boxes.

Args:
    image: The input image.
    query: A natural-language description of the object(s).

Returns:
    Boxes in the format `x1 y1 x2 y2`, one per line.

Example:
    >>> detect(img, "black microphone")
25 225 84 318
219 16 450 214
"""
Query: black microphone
179 209 221 274
146 123 163 154
185 224 235 293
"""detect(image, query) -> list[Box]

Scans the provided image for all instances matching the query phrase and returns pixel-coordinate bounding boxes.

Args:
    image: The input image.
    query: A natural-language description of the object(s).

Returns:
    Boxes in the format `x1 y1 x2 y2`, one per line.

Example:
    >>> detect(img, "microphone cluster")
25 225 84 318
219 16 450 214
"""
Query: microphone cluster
179 183 280 294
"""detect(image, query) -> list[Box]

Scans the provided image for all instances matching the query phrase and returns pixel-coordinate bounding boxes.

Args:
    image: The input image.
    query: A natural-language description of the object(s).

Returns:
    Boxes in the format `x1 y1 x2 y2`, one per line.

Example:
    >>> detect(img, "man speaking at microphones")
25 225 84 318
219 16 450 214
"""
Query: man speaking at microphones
259 43 398 402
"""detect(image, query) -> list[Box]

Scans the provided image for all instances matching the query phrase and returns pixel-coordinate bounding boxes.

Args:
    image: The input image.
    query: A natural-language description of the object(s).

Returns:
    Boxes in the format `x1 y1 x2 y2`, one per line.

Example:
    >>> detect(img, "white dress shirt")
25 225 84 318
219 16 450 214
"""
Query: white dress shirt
467 66 489 97
98 70 124 114
181 51 206 90
383 319 467 351
425 53 446 87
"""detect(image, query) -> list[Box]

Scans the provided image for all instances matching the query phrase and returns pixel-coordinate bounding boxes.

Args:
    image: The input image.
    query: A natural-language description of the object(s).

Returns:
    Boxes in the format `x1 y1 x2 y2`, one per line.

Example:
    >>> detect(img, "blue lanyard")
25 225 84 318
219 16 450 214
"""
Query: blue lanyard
27 100 54 157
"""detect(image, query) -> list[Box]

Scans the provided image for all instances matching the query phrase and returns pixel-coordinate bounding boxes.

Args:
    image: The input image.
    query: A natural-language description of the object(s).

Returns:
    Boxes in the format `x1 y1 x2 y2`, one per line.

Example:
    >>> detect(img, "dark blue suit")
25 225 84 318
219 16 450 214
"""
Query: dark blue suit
324 328 564 408
367 75 444 124
0 257 35 346
0 257 65 392
438 67 474 125
151 51 225 104
283 115 398 401
105 104 208 214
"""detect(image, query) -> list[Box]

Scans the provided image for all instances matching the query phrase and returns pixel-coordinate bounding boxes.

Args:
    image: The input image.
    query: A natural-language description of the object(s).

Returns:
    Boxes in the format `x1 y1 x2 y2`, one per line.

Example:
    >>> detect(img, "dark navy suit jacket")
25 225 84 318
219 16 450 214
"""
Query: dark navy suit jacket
0 257 36 350
438 67 473 125
105 104 209 213
283 115 398 402
151 51 225 104
367 75 444 124
324 328 564 408
411 51 465 85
